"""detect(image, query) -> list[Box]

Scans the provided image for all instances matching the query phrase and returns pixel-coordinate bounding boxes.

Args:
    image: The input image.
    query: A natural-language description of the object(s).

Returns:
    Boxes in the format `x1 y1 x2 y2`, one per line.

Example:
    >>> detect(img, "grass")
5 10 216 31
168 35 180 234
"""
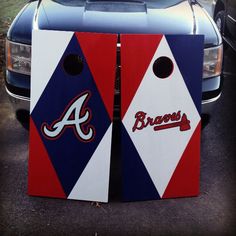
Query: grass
0 0 29 34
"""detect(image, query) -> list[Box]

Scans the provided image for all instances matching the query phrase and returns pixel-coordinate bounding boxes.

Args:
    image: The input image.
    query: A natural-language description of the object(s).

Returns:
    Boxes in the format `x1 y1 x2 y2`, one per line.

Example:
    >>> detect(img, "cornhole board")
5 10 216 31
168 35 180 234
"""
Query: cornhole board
28 30 117 203
121 34 204 201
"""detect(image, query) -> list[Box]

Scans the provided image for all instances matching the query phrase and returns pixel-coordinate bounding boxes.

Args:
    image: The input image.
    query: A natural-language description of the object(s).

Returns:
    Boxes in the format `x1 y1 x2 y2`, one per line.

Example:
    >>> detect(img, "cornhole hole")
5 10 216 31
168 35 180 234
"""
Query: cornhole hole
28 30 117 203
121 34 204 201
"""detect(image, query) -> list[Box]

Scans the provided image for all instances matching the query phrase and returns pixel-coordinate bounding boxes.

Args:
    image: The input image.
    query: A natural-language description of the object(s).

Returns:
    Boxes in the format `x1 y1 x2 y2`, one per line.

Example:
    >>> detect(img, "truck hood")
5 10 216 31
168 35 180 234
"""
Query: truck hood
36 0 195 34
34 0 220 46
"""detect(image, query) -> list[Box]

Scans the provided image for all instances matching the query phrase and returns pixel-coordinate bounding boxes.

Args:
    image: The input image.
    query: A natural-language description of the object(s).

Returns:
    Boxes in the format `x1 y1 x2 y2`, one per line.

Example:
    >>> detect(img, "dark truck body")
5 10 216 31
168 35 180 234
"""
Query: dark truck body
5 0 223 119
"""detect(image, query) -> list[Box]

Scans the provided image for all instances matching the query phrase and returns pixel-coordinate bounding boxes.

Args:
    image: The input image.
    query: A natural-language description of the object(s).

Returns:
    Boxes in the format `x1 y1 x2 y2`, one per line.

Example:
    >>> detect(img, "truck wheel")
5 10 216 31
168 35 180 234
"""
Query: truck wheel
215 10 225 34
16 110 29 130
215 10 228 50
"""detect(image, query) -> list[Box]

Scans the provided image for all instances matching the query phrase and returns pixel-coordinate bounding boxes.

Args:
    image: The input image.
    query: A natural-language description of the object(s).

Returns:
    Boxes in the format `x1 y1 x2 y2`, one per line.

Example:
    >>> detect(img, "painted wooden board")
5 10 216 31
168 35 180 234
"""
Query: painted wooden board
28 30 117 203
120 35 204 201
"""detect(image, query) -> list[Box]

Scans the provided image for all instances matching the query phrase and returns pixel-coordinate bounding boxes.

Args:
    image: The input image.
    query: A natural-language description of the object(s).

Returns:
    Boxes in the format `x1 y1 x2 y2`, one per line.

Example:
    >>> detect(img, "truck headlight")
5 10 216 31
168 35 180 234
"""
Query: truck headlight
5 39 223 79
203 45 223 79
6 40 31 75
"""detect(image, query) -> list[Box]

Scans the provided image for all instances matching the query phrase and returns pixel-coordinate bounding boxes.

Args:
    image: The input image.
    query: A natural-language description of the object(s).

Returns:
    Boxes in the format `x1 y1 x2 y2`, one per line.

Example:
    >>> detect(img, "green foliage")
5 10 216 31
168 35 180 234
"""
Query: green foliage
0 0 29 34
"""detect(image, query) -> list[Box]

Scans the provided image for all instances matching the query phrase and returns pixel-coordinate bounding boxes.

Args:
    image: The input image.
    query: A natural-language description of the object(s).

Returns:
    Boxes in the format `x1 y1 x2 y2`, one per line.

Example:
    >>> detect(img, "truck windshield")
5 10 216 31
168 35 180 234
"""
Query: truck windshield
51 0 185 8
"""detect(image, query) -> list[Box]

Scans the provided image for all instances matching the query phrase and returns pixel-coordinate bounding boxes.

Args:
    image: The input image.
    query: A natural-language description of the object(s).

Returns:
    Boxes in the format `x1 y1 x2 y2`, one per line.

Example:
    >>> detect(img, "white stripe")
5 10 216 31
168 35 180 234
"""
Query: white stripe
68 124 113 203
30 30 74 113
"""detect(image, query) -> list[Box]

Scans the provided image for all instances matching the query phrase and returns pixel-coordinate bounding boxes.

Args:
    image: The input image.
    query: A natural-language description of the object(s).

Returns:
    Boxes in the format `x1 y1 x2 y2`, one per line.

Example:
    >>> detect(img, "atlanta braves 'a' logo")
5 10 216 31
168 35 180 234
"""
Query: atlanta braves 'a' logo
41 91 95 142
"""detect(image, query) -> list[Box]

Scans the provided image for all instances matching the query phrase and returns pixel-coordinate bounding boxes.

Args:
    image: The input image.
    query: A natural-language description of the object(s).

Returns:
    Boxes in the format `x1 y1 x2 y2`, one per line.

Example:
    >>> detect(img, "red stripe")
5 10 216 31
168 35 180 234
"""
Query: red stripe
162 122 201 198
28 118 66 199
76 32 117 120
121 34 163 119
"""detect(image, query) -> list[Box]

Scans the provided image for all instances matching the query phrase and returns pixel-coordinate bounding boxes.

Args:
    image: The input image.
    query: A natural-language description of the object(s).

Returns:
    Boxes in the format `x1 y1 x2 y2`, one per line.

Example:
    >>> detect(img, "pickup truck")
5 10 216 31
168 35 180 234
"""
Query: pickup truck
5 0 223 123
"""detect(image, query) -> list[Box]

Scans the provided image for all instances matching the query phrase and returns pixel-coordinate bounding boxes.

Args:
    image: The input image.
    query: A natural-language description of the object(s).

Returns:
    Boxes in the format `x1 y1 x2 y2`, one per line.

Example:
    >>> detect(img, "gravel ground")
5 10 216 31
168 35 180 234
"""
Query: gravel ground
1 1 236 235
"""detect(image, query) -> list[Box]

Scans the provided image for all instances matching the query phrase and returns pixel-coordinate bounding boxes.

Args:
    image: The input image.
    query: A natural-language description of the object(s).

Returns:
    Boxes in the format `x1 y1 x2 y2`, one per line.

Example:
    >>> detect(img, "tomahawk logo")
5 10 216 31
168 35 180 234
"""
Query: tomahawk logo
41 91 95 142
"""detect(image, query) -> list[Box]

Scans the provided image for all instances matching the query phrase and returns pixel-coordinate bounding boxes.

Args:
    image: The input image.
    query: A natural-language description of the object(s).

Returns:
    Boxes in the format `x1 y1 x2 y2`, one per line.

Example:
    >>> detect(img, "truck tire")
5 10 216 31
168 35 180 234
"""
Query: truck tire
215 10 225 34
215 10 228 50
